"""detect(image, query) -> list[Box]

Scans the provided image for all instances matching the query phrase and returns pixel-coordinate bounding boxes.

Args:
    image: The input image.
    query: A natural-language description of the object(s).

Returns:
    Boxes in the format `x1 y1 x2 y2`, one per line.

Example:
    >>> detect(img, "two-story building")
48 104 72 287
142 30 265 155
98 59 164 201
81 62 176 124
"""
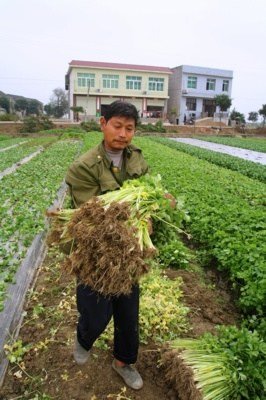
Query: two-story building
65 60 172 121
167 65 233 124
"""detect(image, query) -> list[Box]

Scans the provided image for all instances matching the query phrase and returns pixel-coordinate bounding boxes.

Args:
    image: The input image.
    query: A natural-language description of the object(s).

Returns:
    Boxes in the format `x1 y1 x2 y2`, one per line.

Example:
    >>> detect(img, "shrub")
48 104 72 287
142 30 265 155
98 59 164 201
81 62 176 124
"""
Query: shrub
0 113 18 121
80 119 101 132
20 116 55 133
138 120 166 133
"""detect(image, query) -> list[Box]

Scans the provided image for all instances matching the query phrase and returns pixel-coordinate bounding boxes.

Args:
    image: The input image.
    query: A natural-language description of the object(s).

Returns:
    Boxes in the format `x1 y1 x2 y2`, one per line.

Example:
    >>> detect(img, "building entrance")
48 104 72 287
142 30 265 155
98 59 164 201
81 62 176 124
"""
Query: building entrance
145 105 163 118
203 99 216 117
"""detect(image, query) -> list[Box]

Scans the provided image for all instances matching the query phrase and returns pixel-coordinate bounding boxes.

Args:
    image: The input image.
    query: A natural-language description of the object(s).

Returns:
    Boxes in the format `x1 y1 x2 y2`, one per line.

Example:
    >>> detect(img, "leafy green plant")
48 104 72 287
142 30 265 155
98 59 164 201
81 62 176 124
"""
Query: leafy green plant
38 127 84 135
0 137 28 148
151 136 266 183
139 266 189 343
133 136 266 315
157 239 192 269
195 135 266 153
0 141 80 309
4 339 31 363
92 263 189 347
165 326 266 400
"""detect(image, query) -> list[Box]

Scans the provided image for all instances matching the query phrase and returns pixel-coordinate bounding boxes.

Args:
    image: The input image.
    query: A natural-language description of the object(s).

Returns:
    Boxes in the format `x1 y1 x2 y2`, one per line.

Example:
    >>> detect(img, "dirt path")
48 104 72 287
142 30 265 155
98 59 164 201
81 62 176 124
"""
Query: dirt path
0 251 240 400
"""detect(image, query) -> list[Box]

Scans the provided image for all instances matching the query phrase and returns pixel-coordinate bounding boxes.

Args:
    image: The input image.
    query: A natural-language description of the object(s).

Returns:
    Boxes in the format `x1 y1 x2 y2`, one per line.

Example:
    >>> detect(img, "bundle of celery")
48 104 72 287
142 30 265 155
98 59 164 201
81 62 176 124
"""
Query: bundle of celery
162 326 266 400
47 174 188 296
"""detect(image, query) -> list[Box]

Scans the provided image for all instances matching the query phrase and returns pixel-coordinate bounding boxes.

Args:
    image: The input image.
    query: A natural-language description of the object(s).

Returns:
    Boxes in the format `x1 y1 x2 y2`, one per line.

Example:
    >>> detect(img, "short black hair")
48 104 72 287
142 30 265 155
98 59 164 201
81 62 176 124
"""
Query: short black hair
103 101 139 126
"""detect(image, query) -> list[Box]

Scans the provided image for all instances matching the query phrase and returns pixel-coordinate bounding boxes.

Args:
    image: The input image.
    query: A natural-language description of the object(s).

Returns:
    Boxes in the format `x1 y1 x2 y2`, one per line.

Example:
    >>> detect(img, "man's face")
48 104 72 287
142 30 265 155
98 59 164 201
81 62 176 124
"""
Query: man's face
100 116 135 152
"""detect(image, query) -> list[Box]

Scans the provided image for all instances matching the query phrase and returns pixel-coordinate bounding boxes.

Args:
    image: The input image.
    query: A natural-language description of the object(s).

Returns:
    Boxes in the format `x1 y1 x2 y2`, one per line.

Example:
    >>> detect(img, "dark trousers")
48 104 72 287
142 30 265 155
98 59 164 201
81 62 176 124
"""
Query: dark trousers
76 284 139 364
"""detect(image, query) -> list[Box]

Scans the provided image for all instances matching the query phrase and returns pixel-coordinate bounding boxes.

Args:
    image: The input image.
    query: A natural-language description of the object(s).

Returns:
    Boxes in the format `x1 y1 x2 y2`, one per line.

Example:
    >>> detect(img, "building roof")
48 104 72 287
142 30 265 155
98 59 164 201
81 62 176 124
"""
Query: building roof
172 65 233 78
68 60 172 74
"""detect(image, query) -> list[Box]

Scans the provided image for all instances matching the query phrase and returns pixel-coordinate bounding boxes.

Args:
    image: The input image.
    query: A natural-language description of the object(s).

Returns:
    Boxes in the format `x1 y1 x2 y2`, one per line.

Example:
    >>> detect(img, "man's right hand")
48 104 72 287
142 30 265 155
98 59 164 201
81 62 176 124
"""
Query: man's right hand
164 193 176 209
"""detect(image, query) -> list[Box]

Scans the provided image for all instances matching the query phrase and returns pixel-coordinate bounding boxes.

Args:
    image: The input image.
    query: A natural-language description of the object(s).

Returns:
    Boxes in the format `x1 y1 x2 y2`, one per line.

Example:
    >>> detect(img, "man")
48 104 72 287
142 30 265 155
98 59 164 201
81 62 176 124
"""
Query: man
65 101 148 390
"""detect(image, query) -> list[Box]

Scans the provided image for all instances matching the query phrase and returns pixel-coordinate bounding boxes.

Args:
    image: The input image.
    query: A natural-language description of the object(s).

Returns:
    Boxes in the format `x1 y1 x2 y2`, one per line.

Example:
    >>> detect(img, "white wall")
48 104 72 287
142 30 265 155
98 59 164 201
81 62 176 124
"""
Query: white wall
76 96 96 115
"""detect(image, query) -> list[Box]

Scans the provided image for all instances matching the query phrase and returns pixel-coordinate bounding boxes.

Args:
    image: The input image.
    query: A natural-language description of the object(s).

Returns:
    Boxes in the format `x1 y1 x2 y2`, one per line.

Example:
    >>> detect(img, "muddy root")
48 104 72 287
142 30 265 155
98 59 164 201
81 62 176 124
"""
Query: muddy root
161 349 203 400
59 198 150 296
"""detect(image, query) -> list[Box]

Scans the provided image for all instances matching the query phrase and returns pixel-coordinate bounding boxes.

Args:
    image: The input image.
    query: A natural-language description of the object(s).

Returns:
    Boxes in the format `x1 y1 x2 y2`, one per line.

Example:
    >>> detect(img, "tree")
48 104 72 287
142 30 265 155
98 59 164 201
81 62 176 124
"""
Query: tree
248 111 258 123
0 96 10 113
26 99 42 115
44 103 54 116
44 87 68 118
215 94 232 130
70 106 84 122
215 94 232 111
15 98 28 116
259 104 266 126
230 108 245 124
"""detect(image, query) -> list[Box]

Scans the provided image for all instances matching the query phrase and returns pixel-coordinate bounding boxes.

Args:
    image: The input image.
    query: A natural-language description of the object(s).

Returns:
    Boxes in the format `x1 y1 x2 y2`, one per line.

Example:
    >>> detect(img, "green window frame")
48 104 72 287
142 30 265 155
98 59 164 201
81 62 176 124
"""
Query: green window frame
187 76 197 89
148 77 164 91
126 76 142 90
206 78 216 91
102 74 119 89
77 73 95 88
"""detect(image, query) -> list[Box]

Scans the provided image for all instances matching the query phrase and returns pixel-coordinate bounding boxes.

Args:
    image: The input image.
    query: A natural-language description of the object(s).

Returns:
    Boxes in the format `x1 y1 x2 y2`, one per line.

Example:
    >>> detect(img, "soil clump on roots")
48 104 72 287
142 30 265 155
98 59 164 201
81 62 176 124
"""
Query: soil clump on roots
49 198 150 296
161 349 203 400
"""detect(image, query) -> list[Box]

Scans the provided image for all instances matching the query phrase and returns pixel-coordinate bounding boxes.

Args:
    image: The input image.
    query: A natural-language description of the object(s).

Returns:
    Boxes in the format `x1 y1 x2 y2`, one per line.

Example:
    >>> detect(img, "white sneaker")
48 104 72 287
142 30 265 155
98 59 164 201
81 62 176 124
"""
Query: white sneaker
73 338 90 365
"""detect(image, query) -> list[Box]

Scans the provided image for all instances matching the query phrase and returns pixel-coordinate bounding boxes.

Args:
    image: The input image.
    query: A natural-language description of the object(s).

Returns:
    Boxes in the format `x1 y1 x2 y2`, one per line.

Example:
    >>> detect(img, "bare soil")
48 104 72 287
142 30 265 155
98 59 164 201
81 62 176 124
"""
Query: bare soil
0 252 240 400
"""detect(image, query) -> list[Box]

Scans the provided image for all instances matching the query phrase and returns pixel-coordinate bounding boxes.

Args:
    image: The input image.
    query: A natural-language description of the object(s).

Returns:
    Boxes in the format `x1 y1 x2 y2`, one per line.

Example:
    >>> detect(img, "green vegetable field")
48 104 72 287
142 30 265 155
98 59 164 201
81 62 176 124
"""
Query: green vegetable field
0 131 265 400
194 135 266 153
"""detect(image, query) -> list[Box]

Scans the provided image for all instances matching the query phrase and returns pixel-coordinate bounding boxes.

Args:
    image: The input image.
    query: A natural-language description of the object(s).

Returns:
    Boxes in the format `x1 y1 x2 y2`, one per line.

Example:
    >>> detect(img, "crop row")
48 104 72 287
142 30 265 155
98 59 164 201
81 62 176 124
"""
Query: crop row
195 135 266 153
149 137 266 183
52 132 266 314
0 140 81 310
0 137 59 173
132 137 265 314
0 137 28 149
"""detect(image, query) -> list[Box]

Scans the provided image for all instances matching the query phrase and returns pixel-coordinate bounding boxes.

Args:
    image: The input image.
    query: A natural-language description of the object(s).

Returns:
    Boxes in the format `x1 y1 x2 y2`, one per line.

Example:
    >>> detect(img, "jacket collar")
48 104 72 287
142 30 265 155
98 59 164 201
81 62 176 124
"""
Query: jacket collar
97 141 140 165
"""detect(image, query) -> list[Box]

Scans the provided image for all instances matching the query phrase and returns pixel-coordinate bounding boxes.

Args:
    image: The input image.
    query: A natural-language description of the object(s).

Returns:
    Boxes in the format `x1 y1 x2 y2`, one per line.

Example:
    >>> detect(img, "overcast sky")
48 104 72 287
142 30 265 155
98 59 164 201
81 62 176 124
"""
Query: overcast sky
0 0 265 118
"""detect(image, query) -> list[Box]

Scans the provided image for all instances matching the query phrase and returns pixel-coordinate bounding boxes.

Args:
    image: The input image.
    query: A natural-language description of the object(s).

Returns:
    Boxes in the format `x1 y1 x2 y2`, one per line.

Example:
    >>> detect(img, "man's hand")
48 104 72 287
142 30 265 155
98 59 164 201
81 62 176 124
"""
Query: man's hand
147 218 153 235
164 193 176 209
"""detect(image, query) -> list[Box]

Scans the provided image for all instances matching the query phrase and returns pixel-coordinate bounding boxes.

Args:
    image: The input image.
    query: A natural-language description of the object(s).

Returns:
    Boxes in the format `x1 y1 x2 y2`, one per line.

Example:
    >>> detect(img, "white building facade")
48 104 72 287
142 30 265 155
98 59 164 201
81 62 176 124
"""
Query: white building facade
168 65 233 124
65 60 171 121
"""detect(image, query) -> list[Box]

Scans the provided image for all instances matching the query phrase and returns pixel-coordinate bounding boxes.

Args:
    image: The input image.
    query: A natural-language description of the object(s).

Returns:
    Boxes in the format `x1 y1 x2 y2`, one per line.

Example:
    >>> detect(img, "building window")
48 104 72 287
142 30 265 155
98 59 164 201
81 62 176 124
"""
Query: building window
148 77 164 91
77 73 95 88
102 74 119 89
187 76 197 89
126 76 142 90
222 80 229 92
206 78 216 90
186 97 197 111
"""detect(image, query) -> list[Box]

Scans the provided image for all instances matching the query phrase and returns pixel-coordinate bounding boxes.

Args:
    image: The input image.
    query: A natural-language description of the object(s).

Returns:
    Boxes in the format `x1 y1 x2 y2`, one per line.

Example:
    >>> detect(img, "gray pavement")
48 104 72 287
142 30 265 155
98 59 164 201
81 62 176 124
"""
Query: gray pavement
171 138 266 165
